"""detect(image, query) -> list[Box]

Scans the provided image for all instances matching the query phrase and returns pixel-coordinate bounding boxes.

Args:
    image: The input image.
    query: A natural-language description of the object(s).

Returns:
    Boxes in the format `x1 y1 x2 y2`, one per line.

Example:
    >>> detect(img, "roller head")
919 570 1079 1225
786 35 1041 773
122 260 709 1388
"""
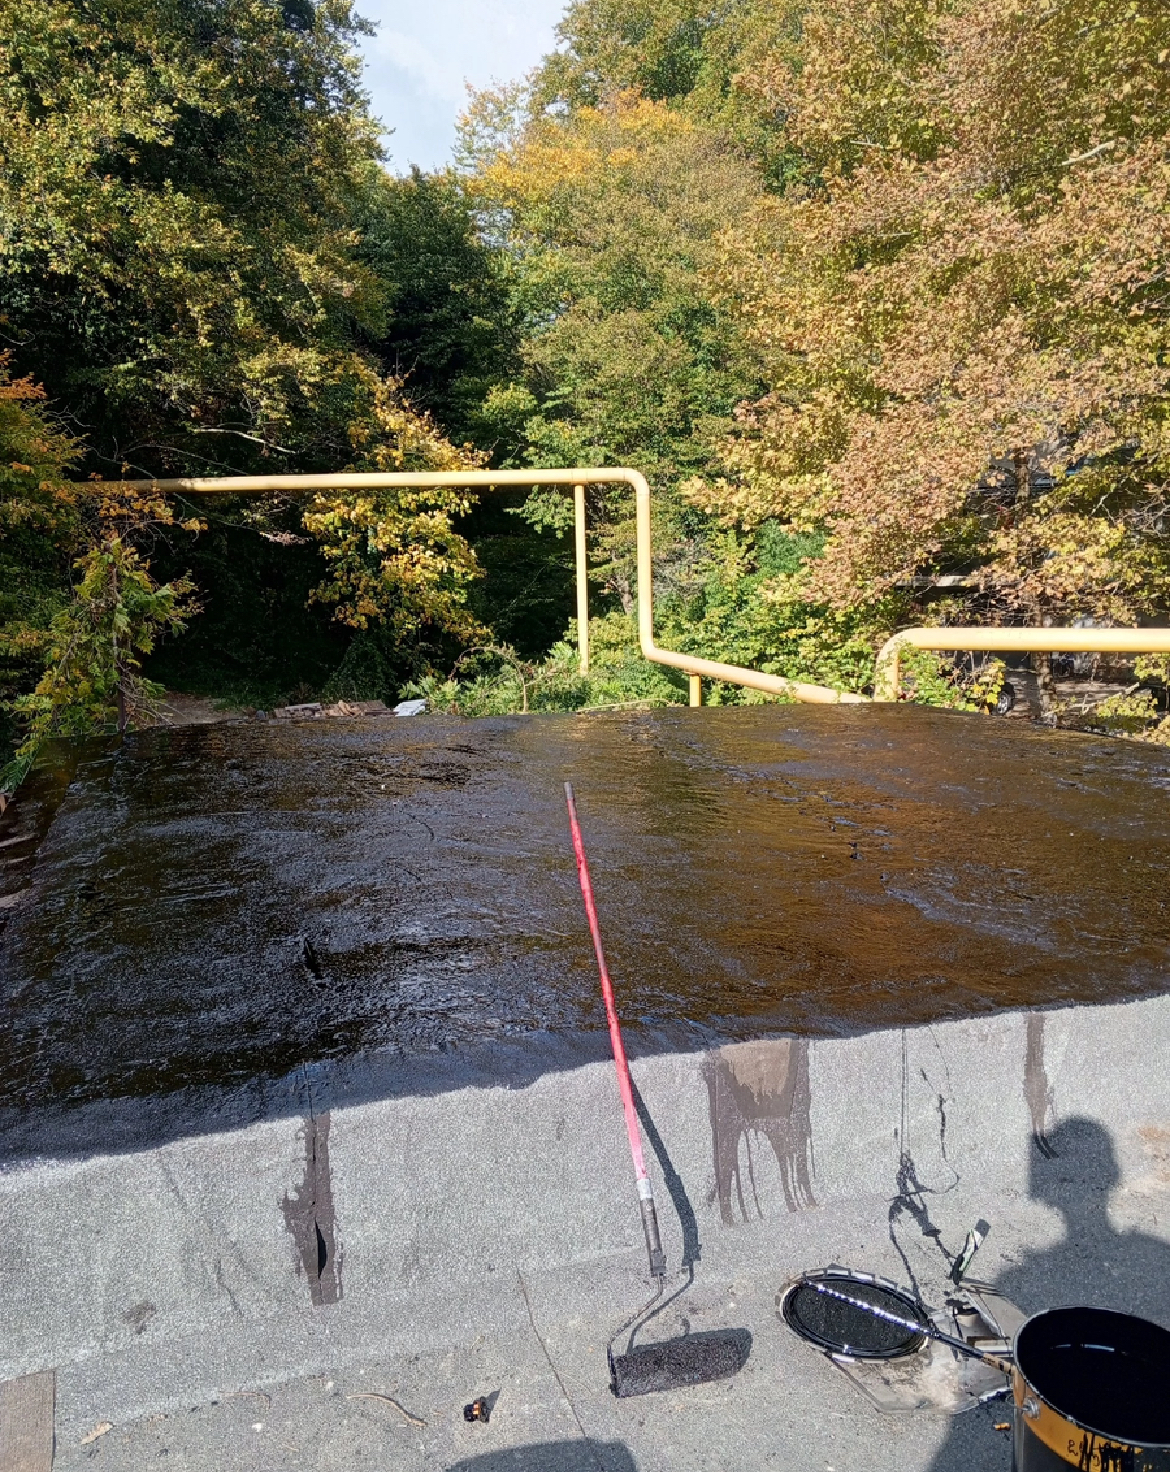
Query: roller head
609 1328 752 1397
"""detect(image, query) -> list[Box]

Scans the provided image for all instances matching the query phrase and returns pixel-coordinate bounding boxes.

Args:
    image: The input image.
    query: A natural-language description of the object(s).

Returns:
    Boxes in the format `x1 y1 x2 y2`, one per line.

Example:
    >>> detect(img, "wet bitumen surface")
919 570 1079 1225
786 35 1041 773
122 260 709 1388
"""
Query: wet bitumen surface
2 704 1169 1161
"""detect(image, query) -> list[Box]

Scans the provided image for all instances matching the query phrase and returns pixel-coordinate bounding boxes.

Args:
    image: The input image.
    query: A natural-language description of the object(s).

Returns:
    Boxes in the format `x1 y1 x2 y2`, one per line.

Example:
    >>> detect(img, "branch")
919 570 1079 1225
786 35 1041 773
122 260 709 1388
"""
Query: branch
345 1393 426 1427
189 428 295 453
1061 139 1115 168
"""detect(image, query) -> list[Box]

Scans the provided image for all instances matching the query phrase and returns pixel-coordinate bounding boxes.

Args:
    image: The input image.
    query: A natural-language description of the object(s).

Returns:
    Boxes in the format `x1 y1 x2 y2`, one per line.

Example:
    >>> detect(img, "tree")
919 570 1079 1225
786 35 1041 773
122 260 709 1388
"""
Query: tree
535 0 724 108
357 168 519 447
692 0 1170 639
533 0 806 186
1 413 200 789
10 525 198 787
462 90 766 611
300 377 485 641
0 0 489 769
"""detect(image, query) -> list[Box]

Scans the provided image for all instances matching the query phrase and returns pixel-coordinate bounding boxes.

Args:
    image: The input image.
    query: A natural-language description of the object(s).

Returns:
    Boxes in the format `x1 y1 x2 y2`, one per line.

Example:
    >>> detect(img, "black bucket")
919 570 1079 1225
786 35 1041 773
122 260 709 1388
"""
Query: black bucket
1012 1307 1170 1471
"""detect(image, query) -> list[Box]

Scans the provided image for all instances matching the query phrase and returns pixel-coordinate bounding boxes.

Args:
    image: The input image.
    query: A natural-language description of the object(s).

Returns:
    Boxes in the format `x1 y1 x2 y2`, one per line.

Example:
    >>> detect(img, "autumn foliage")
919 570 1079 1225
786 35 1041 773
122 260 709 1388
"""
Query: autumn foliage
690 0 1170 630
5 0 1170 776
468 0 1170 704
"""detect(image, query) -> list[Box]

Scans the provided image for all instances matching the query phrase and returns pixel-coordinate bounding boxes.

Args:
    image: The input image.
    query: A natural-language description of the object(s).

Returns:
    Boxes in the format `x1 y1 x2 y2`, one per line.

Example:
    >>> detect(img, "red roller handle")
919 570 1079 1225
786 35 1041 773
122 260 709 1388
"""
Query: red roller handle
565 782 666 1277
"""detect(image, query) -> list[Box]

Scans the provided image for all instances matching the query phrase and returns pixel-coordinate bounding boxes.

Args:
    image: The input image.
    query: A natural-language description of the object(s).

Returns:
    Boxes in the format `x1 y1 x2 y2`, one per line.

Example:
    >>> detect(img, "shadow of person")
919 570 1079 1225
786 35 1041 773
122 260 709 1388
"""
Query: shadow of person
446 1441 638 1472
926 1117 1170 1472
995 1116 1170 1319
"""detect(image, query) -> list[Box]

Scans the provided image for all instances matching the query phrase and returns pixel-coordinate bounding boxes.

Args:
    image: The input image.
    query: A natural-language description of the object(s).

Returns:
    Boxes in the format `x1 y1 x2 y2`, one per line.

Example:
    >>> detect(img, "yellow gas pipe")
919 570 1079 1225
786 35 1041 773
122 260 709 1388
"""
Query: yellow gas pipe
104 468 1170 707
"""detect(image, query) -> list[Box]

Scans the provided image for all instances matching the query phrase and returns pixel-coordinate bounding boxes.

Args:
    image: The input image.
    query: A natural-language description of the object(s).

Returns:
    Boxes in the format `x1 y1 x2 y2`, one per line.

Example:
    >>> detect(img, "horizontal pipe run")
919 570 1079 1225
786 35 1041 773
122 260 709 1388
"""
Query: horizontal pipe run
642 645 868 705
101 474 1170 710
874 626 1170 702
107 469 862 706
110 469 635 495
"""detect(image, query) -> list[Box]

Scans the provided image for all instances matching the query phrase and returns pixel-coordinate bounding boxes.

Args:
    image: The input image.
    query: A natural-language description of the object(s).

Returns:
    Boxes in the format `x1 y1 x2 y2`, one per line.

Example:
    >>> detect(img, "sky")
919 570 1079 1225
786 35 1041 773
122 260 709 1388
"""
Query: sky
354 0 569 174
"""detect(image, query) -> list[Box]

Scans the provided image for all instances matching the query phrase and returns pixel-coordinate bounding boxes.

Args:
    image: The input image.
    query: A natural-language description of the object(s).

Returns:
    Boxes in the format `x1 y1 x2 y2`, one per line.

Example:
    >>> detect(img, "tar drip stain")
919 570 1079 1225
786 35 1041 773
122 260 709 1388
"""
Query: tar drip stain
281 1110 342 1306
705 1039 816 1222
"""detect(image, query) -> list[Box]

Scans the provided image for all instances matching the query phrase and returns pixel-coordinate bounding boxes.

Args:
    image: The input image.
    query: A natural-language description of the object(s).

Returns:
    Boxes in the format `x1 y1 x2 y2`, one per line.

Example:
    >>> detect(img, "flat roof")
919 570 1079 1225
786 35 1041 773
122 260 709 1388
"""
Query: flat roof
2 703 1168 1153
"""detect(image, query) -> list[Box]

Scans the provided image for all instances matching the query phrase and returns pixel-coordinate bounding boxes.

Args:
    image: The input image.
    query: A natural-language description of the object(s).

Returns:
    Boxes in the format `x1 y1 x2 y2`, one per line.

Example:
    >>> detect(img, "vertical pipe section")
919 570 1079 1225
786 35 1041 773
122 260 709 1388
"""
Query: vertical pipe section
689 675 703 707
574 483 589 676
635 473 655 655
876 643 903 702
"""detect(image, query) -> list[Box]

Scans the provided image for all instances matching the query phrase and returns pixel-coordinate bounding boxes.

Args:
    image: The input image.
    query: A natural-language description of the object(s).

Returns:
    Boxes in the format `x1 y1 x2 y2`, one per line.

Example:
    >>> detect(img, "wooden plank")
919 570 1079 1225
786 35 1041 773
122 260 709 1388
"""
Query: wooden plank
0 1371 55 1472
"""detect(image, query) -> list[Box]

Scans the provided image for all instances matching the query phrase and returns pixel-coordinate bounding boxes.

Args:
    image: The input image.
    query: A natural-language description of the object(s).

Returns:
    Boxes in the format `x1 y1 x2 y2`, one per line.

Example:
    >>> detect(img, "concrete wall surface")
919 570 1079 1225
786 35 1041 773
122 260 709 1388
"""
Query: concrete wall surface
2 996 1169 1469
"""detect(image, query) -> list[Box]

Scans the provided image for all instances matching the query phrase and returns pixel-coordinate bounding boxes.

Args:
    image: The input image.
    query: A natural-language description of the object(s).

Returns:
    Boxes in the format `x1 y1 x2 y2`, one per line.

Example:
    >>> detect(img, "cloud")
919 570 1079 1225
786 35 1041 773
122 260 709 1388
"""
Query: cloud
355 0 565 171
366 29 465 104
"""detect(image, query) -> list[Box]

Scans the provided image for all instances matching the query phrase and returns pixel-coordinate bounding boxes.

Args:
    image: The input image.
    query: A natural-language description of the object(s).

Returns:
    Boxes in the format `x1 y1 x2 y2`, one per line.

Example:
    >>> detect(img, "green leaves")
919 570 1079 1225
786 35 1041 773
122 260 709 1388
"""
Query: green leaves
0 3 490 780
0 0 384 473
4 535 197 789
357 168 519 447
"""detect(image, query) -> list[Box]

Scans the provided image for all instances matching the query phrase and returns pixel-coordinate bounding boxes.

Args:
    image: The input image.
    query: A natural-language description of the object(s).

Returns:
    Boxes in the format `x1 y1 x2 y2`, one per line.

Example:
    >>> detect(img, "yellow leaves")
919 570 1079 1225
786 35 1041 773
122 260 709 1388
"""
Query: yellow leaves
470 90 703 219
294 378 485 637
0 368 47 406
1 355 81 551
692 0 1170 628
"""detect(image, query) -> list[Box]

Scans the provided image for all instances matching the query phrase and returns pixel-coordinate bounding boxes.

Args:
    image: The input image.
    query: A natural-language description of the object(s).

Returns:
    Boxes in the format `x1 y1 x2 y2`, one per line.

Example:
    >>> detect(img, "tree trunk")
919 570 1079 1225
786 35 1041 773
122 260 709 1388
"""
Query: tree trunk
1033 651 1054 719
1014 448 1030 507
610 574 634 616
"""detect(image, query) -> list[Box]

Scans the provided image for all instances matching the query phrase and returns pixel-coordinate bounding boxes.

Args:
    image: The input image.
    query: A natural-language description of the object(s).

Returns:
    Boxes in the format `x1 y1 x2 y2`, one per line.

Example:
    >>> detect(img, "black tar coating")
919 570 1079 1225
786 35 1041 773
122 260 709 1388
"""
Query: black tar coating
5 705 1170 1159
